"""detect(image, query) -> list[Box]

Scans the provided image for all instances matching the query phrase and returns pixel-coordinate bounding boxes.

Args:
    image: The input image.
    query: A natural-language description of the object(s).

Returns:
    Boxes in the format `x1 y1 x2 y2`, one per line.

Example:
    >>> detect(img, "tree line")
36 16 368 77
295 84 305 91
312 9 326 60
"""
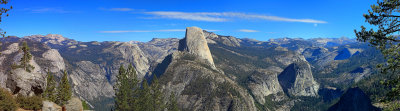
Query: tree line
113 64 179 111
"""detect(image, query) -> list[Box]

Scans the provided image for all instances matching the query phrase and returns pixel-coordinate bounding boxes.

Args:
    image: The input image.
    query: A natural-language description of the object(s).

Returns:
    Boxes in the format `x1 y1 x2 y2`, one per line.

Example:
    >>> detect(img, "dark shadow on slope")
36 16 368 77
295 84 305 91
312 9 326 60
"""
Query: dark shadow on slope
148 54 173 83
318 88 343 102
334 48 351 60
328 87 380 111
278 63 297 96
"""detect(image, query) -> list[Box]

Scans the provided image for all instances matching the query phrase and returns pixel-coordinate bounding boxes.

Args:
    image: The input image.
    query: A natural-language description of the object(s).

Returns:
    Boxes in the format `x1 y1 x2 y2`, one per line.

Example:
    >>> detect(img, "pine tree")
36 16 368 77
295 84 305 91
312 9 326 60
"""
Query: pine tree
167 93 179 111
43 69 57 102
126 64 139 110
151 75 164 111
0 0 12 38
355 0 400 104
114 65 131 111
57 70 72 106
138 79 152 111
19 41 34 72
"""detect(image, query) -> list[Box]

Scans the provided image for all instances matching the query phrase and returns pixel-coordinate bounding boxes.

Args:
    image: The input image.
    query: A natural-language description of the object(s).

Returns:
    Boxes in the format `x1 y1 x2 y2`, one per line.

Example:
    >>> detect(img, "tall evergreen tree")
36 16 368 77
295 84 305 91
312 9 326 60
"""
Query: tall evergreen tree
114 64 169 111
151 75 164 111
355 0 400 103
138 79 152 111
57 70 72 106
126 64 139 110
114 65 131 111
19 41 34 72
43 69 57 102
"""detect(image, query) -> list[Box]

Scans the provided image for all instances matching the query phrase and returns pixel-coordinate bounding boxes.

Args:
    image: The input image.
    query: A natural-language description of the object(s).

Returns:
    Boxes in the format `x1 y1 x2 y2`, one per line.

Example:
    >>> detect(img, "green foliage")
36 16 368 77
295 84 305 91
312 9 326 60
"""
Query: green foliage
167 93 179 111
151 76 164 111
290 96 334 111
114 65 131 111
0 87 17 111
16 94 43 110
356 73 391 102
138 79 153 111
43 69 57 102
114 64 168 111
383 101 400 111
82 100 90 110
114 65 130 111
18 41 35 72
355 0 400 103
57 70 72 106
0 0 12 38
126 64 139 109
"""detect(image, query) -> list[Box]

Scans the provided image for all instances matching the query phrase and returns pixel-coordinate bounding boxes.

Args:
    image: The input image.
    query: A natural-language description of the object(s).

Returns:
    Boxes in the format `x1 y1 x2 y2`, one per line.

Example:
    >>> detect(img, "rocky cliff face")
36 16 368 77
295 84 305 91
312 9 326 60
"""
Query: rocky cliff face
0 27 381 110
158 27 257 111
0 40 66 97
278 60 319 97
178 27 215 68
247 67 284 104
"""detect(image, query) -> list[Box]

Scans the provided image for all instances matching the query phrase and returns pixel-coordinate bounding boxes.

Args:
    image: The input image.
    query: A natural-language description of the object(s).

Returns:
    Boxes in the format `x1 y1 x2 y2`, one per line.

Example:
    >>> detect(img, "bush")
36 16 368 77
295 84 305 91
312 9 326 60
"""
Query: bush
82 100 90 110
16 94 43 110
0 88 17 111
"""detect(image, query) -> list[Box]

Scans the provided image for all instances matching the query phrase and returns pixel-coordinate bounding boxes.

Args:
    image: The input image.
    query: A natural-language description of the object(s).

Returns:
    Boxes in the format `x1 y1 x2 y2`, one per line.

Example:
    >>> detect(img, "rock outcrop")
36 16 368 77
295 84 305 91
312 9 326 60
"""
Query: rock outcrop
278 60 319 97
178 27 215 68
69 61 114 101
42 100 62 111
8 68 45 96
0 41 66 96
66 97 83 111
158 27 257 111
328 87 379 111
248 68 284 104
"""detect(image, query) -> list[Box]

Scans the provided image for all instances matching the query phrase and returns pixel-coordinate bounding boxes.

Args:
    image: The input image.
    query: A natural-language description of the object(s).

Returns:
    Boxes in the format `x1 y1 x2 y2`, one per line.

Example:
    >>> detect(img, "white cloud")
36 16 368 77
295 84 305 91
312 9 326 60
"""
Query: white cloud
239 29 259 32
109 8 134 11
30 8 71 13
99 29 186 33
99 29 221 33
145 11 227 22
144 11 327 23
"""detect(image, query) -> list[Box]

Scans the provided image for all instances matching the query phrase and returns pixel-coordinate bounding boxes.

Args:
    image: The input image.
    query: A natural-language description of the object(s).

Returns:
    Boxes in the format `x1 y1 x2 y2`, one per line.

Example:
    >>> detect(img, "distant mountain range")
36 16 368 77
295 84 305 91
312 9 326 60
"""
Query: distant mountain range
0 27 383 111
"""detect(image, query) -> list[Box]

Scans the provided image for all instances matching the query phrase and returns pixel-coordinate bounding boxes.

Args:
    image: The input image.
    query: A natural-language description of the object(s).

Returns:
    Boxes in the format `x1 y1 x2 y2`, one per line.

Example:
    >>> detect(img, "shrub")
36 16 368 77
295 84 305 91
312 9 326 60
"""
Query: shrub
82 100 90 110
0 88 17 111
16 94 43 110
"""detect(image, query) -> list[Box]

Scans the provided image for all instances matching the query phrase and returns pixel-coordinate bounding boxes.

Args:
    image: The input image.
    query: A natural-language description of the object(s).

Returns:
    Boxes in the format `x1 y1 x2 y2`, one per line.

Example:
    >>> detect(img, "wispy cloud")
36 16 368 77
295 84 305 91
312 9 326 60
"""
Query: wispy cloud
238 29 259 32
143 11 327 23
145 11 227 22
99 29 186 33
100 8 326 23
30 8 72 13
106 8 135 11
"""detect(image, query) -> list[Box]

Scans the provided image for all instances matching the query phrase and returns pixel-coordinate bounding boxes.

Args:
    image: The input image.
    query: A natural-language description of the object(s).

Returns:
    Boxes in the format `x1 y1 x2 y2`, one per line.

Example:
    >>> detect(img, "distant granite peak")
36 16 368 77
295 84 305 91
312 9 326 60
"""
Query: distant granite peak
179 26 215 68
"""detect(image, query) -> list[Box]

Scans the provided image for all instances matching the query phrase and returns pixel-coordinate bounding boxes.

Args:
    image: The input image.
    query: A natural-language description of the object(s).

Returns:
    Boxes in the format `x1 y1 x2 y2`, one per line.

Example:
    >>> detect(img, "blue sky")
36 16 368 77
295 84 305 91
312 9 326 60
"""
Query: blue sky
2 0 376 42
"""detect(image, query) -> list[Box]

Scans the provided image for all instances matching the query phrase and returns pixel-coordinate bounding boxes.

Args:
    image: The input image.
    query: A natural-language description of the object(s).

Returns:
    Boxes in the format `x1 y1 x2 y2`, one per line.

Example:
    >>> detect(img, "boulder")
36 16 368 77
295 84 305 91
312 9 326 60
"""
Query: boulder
42 100 62 111
66 97 83 111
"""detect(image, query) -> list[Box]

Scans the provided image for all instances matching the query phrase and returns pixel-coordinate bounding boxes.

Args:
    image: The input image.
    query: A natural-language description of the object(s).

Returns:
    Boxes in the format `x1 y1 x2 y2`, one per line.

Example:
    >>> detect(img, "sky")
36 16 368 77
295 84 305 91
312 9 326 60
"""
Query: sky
1 0 377 42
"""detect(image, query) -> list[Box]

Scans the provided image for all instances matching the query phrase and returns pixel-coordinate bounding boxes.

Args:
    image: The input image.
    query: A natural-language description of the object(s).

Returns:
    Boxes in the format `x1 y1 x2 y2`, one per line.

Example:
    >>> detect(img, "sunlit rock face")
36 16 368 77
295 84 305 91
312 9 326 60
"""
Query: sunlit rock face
156 27 257 111
178 27 216 68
